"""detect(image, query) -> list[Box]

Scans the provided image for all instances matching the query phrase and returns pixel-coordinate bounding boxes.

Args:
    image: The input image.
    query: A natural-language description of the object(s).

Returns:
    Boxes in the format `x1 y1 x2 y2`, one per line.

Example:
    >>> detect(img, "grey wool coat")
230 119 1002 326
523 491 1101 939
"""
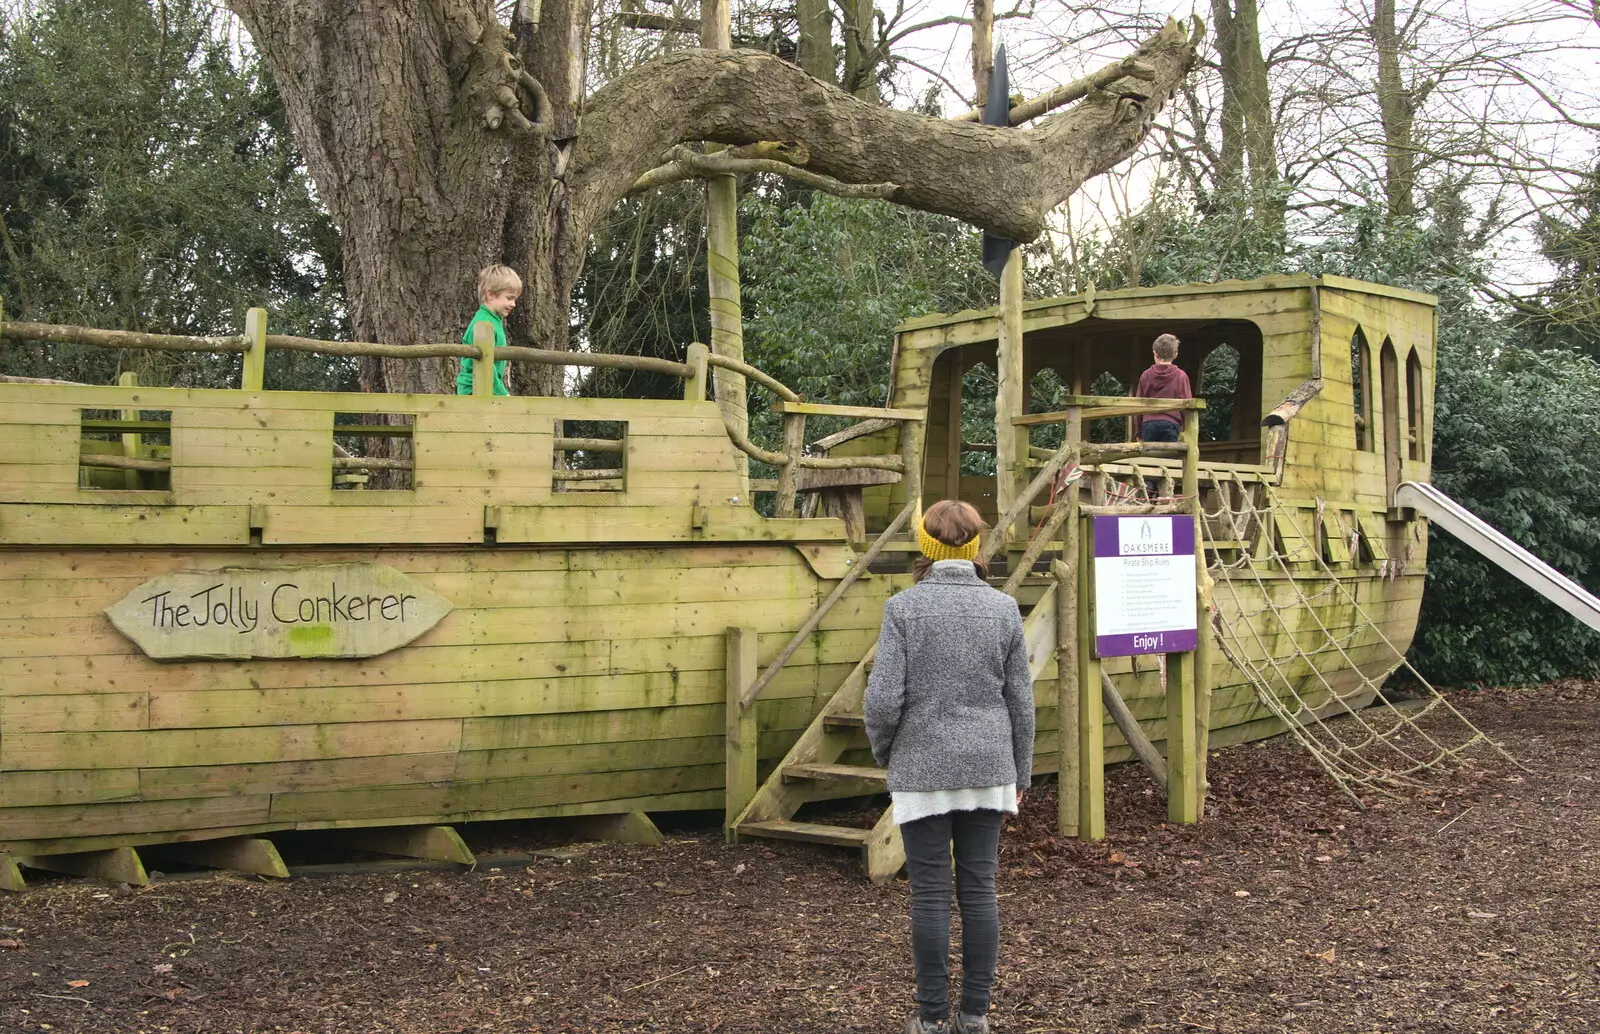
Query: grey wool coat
864 560 1036 793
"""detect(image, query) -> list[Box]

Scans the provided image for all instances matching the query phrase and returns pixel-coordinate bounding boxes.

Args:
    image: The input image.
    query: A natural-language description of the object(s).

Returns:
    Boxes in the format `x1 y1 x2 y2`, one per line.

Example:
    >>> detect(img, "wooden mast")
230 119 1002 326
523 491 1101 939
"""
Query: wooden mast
701 0 749 494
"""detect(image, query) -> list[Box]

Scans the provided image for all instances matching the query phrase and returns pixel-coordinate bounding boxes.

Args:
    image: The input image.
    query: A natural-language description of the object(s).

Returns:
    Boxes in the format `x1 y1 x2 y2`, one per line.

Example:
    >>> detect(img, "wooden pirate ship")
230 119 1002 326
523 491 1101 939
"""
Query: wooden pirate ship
0 273 1464 886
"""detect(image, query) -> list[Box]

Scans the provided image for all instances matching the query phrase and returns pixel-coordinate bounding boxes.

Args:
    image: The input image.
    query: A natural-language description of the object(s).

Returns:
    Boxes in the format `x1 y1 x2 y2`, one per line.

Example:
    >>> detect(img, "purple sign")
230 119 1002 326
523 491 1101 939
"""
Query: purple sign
1093 515 1199 657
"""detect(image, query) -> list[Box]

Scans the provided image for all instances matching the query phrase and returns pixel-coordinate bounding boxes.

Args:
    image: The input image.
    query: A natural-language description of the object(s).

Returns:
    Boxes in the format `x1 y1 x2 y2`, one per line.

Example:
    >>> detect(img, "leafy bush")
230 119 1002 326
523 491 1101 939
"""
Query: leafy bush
1409 341 1600 685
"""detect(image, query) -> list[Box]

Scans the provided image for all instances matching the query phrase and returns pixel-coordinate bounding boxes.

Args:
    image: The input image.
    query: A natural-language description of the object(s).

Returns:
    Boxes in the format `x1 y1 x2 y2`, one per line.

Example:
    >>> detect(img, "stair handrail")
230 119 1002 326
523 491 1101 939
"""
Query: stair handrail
737 498 918 712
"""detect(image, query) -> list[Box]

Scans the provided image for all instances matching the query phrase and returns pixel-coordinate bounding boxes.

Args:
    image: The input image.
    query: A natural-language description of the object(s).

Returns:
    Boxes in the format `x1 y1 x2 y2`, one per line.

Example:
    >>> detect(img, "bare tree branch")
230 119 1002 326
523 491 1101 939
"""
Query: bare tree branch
577 19 1201 243
627 145 898 197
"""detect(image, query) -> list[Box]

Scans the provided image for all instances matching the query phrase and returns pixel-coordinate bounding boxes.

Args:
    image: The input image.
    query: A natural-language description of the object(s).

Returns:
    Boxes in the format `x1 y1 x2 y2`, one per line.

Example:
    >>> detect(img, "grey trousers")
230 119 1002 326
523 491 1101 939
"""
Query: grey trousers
899 808 1005 1022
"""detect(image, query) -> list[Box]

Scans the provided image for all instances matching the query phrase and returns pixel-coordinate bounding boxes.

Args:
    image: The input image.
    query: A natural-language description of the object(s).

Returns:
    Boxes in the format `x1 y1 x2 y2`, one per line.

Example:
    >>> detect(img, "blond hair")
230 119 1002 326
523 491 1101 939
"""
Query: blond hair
1152 333 1180 361
477 264 522 301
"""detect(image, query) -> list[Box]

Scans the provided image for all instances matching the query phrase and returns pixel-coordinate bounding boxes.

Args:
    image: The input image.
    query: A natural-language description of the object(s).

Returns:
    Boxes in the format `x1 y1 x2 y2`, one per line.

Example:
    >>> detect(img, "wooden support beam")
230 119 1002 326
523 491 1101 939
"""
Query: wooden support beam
775 412 805 517
1167 652 1200 823
1187 409 1215 807
155 837 290 878
117 370 142 490
772 401 924 421
1079 442 1188 463
472 321 495 397
1100 672 1167 786
19 847 148 885
863 808 905 884
684 341 710 401
740 499 915 710
0 853 25 893
899 416 923 519
1080 502 1192 517
702 0 747 493
725 625 759 839
1076 516 1105 841
1053 556 1079 838
1014 397 1205 424
242 307 267 391
573 811 665 847
995 248 1026 540
329 826 475 865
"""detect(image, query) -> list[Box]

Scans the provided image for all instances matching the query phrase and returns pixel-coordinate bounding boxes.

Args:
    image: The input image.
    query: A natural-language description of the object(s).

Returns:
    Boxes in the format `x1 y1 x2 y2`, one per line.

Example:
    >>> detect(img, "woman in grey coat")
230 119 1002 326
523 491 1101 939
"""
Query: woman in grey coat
865 499 1036 1034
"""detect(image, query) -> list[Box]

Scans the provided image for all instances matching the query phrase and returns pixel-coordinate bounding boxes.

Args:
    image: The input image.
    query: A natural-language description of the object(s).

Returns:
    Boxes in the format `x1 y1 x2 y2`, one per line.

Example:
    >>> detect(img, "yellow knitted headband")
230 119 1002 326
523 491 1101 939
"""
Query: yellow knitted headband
917 520 981 562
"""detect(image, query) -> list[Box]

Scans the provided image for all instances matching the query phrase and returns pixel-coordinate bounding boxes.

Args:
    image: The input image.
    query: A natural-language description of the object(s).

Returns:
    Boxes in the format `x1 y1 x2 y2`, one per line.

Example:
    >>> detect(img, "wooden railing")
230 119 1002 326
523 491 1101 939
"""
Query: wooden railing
0 310 917 512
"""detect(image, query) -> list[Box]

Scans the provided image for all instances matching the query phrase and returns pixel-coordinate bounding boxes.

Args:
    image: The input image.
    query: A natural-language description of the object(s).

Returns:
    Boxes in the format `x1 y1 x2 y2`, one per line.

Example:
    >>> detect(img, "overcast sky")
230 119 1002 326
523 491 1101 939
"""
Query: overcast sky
863 0 1600 285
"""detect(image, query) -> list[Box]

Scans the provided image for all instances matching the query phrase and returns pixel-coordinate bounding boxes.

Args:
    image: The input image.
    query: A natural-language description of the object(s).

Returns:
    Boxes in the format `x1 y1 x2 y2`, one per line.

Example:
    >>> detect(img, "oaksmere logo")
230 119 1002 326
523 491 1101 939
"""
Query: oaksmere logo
1120 517 1173 555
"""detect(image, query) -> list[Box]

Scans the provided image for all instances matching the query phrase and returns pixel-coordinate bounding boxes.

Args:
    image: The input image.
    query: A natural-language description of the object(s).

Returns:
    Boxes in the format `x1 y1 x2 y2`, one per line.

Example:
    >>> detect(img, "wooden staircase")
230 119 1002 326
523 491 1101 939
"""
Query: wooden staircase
732 576 1060 881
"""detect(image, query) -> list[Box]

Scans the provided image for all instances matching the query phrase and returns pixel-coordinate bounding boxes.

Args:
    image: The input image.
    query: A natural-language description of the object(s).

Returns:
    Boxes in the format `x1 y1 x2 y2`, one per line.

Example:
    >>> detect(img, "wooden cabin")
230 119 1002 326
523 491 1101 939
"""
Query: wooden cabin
0 273 1437 884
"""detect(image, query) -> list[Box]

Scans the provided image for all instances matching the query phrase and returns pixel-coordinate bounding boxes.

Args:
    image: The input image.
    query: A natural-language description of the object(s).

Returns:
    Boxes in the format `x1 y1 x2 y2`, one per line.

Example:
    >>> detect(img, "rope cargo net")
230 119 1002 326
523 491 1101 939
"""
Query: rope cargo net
1195 471 1520 803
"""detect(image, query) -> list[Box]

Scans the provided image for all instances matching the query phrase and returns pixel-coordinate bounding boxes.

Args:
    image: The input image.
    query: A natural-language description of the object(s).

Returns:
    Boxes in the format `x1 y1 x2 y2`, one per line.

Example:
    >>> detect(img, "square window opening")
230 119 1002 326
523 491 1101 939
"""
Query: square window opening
555 420 626 493
79 408 171 490
333 412 415 490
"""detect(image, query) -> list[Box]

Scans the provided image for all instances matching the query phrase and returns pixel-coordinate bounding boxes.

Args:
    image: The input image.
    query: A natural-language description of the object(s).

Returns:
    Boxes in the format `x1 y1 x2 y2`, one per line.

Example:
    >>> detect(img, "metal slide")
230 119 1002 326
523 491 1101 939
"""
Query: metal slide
1394 481 1600 634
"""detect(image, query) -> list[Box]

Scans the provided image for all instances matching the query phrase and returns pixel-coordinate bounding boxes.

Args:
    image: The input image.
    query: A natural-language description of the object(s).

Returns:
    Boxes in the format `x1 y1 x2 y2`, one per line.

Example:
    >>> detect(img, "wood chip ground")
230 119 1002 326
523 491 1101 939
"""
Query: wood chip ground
3 681 1597 1033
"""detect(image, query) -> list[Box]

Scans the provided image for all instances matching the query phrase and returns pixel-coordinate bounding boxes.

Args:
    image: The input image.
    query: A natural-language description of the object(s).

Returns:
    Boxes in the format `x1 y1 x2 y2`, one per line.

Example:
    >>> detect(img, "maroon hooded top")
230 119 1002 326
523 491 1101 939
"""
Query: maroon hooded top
1133 362 1193 430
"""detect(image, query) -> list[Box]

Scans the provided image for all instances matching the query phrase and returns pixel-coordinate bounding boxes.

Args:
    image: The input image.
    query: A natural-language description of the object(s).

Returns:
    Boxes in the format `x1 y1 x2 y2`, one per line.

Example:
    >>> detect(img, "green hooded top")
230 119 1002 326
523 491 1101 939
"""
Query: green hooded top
456 305 509 396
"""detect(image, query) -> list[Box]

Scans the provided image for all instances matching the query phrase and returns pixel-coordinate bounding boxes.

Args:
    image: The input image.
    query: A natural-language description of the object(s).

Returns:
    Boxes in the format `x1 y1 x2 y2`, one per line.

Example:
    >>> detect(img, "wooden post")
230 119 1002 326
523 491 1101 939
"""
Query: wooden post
1055 400 1082 836
1184 407 1214 807
1052 555 1078 838
159 837 289 878
574 812 665 846
701 0 748 493
725 625 759 839
1166 648 1200 823
775 412 806 517
472 321 495 397
0 853 24 893
118 370 142 489
1076 516 1105 841
994 248 1025 540
242 307 267 391
899 416 923 519
19 848 148 885
944 355 964 499
329 825 475 864
684 341 710 401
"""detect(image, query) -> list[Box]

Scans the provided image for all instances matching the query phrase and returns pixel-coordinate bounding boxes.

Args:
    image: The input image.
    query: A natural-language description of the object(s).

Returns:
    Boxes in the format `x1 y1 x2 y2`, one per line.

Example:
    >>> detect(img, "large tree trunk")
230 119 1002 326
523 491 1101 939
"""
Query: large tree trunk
1370 0 1417 222
227 1 544 396
227 2 1199 397
1211 0 1280 233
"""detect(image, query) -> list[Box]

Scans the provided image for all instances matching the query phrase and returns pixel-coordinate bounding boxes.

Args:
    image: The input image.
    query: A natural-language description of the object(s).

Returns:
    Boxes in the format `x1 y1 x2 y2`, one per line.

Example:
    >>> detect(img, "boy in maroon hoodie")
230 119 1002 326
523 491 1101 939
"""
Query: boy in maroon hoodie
1133 333 1192 442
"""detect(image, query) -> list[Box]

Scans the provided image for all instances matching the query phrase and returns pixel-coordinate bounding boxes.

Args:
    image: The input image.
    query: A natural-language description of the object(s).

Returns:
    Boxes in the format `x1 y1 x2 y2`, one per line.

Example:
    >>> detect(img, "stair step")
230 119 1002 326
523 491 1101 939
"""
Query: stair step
738 820 873 848
822 713 866 730
782 762 888 785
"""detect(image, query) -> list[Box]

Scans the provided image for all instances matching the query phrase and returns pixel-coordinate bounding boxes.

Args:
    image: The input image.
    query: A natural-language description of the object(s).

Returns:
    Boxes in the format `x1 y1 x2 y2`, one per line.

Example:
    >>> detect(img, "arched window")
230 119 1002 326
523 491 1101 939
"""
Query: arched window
1197 343 1239 442
1406 348 1425 461
1379 337 1401 487
1351 329 1374 451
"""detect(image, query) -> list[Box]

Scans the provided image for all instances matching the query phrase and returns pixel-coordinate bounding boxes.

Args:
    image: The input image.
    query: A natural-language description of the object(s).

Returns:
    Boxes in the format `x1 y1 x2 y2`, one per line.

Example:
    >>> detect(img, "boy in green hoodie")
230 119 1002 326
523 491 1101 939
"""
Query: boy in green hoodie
456 264 521 396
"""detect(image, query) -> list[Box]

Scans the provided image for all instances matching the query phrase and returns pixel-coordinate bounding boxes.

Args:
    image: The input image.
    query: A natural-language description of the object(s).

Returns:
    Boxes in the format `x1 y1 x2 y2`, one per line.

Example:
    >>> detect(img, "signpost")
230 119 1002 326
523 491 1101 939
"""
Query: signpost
1092 515 1198 656
106 563 452 660
1083 513 1202 827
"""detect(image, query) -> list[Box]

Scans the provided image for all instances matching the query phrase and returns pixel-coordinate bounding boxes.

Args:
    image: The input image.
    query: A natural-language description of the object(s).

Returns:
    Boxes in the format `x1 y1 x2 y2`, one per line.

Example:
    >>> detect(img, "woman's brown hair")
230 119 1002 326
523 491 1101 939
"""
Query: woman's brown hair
912 499 989 583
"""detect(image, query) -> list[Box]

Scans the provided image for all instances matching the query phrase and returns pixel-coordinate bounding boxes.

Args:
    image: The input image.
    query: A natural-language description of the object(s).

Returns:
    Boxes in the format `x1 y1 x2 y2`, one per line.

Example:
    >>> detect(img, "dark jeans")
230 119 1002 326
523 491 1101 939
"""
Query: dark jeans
900 809 1005 1022
1140 418 1180 442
